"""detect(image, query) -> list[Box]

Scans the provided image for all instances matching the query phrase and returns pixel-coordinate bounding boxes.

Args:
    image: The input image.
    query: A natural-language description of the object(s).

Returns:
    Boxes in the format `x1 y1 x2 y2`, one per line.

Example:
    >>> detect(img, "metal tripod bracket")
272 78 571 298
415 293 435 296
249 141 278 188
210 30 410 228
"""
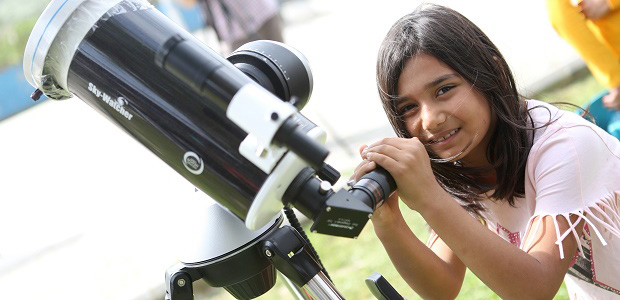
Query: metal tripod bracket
165 264 201 300
262 226 344 299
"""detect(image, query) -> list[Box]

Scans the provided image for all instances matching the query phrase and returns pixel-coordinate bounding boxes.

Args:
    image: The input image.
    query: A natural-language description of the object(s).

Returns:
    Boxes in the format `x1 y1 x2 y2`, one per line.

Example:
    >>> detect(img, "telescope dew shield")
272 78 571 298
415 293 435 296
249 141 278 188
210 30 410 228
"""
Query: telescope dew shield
228 40 314 110
23 0 267 219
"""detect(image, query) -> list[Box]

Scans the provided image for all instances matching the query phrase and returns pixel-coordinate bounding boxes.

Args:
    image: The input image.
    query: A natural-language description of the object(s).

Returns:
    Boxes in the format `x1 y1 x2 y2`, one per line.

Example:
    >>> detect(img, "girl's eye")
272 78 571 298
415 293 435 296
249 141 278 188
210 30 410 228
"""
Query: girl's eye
437 85 455 96
398 103 418 115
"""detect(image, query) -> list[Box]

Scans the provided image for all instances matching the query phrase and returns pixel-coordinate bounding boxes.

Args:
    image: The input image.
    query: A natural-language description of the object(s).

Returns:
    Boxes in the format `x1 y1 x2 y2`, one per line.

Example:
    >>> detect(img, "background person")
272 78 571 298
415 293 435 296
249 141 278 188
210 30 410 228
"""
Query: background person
547 0 620 110
177 0 284 54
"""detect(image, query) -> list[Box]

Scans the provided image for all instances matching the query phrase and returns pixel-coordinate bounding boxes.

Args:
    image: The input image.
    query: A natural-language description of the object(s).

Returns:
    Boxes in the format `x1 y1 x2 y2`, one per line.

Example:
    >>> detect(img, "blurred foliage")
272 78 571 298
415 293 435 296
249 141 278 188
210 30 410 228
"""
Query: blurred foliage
0 0 49 70
0 16 39 69
0 0 170 70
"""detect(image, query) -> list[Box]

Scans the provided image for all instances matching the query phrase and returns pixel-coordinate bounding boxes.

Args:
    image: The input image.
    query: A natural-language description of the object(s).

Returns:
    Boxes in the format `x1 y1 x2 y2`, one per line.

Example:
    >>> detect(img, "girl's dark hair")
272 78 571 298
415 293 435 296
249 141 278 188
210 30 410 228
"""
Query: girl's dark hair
376 4 533 216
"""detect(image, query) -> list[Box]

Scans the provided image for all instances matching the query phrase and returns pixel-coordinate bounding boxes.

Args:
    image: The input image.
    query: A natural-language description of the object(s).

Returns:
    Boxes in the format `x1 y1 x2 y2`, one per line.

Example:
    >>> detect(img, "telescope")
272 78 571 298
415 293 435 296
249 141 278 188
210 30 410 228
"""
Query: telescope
23 0 403 299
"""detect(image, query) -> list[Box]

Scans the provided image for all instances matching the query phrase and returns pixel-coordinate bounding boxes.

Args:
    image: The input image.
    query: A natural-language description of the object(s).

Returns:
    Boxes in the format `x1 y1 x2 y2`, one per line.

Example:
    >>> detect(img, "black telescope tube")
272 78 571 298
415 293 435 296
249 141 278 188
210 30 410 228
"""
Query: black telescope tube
63 5 269 220
155 34 251 111
351 167 397 210
156 35 330 171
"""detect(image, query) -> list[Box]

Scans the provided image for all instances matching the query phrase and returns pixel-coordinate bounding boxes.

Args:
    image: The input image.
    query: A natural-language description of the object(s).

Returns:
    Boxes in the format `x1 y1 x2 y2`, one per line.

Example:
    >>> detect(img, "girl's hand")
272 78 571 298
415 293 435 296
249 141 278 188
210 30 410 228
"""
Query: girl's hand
579 0 611 20
363 138 443 212
351 145 404 235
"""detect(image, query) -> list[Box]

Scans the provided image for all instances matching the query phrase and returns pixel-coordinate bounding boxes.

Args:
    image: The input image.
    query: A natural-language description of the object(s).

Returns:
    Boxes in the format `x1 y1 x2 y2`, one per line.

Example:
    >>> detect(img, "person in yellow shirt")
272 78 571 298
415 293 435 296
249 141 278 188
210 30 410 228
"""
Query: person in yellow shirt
547 0 620 110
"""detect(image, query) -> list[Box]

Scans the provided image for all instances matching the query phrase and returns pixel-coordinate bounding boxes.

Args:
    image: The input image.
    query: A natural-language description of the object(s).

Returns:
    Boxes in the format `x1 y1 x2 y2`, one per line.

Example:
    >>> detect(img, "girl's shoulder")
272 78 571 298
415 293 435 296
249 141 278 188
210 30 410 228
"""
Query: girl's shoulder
526 99 620 156
521 101 620 295
524 99 620 206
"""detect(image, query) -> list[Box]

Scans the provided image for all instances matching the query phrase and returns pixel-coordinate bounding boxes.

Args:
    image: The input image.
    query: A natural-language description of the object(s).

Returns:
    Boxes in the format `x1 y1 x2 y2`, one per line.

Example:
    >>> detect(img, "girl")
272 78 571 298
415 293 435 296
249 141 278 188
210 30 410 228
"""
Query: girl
352 4 620 300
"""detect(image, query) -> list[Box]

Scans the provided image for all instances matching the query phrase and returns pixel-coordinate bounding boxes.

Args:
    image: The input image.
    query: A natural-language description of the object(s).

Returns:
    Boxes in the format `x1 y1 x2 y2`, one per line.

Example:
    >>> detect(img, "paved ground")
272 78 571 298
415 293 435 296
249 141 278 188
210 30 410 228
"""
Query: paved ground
0 0 582 299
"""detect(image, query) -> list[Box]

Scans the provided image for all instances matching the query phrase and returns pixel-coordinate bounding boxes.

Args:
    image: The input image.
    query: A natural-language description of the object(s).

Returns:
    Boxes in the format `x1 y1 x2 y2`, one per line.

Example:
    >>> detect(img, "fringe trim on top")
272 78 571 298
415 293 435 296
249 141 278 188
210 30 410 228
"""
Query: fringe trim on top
520 191 620 259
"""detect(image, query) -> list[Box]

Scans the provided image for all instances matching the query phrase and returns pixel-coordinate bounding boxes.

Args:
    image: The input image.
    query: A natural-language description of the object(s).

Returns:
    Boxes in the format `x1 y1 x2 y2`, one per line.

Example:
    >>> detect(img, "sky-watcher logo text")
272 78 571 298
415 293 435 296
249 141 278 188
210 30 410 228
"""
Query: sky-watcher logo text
88 82 134 121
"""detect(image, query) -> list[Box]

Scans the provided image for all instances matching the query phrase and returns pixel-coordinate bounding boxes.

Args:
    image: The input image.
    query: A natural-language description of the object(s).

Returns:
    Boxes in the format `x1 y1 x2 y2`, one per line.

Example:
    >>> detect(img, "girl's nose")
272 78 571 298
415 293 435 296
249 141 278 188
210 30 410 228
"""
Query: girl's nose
421 103 447 131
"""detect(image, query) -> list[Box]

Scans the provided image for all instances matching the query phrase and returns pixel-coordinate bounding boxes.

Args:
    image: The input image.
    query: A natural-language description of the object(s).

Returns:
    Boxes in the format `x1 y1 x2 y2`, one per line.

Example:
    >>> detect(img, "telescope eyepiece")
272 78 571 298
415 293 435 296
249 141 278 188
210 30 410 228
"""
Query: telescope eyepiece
351 167 397 210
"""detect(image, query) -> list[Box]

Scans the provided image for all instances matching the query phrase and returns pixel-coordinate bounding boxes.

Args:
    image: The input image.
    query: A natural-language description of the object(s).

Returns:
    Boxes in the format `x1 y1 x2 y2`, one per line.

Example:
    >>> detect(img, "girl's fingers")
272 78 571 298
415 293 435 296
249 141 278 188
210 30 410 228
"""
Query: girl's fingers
366 151 399 174
359 144 368 155
365 138 405 151
351 163 363 181
356 160 376 181
359 144 368 159
364 143 403 162
351 144 373 182
351 160 377 182
365 137 424 154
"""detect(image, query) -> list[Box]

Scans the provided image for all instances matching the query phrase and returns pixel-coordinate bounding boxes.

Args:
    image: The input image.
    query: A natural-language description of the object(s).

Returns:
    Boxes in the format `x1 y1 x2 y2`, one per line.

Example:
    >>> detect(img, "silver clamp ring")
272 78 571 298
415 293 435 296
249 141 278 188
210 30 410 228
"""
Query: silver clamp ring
346 179 356 187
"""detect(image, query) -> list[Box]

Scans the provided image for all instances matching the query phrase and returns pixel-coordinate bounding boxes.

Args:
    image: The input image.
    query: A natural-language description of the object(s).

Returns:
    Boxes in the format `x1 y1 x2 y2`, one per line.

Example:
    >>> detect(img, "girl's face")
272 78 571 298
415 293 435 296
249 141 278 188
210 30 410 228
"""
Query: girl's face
396 54 495 167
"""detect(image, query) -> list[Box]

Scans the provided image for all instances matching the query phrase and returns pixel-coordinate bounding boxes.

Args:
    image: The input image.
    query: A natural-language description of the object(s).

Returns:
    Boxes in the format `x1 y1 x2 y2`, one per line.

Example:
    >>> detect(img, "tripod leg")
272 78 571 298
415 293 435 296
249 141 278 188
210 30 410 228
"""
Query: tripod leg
280 272 313 300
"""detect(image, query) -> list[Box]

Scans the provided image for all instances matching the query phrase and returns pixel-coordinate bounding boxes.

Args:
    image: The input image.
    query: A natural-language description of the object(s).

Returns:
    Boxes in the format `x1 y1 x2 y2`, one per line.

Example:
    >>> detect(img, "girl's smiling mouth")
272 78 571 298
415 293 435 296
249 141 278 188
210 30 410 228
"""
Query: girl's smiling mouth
427 128 460 145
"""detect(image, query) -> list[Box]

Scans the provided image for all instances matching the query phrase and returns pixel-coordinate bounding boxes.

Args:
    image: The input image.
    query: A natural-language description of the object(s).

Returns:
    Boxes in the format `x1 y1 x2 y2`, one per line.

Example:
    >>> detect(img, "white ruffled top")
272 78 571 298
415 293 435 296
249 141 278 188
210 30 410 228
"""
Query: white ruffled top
481 99 620 299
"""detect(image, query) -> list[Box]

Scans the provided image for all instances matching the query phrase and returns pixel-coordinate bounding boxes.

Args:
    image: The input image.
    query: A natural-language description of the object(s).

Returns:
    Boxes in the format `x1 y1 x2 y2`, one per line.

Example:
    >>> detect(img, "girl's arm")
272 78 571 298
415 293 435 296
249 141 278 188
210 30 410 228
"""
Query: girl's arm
364 137 583 300
373 202 466 300
420 192 583 300
353 150 466 299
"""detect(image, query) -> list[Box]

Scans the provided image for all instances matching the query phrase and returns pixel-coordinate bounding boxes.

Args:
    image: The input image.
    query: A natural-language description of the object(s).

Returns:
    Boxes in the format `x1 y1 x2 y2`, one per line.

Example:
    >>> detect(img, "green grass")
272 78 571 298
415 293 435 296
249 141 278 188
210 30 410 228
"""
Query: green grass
200 72 608 300
535 70 606 107
201 201 568 300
